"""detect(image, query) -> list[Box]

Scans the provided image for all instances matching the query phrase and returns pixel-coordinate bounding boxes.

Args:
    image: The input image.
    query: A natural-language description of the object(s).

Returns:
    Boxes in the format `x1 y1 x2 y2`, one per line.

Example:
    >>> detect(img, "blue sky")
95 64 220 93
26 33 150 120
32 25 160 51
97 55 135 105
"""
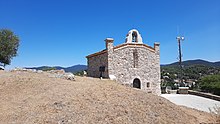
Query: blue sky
1 0 219 68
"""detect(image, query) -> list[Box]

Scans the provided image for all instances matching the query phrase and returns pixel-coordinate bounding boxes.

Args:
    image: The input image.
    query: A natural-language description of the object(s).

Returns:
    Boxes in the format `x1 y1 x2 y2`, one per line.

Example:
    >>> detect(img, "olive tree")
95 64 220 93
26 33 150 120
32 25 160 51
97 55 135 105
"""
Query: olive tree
0 29 20 67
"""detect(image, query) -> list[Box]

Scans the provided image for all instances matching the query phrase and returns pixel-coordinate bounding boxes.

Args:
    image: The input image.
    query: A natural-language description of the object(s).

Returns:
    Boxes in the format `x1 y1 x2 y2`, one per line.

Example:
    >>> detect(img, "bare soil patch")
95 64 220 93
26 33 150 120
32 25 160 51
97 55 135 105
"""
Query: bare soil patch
0 71 215 123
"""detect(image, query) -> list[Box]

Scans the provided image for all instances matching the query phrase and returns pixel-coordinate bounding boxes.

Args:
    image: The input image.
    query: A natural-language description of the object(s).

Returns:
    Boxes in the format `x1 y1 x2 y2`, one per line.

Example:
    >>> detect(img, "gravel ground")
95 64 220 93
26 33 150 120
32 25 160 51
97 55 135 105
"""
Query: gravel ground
0 70 215 123
161 94 220 113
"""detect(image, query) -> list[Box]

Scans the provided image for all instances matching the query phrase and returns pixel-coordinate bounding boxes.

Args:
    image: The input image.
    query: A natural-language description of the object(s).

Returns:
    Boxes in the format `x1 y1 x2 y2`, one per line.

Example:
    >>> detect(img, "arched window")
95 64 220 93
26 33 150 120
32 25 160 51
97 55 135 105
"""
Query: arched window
133 78 141 89
132 31 138 42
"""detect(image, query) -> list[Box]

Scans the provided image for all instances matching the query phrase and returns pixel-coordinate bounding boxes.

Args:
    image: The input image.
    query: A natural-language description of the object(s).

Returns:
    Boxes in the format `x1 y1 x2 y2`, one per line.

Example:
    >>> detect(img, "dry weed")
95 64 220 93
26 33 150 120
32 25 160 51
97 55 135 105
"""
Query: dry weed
209 105 220 123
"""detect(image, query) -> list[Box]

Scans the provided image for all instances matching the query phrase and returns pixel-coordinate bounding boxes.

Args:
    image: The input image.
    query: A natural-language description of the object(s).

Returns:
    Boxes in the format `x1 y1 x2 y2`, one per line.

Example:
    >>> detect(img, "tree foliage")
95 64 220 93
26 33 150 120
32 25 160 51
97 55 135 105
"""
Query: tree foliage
161 64 220 91
198 74 220 95
0 29 19 66
161 65 220 81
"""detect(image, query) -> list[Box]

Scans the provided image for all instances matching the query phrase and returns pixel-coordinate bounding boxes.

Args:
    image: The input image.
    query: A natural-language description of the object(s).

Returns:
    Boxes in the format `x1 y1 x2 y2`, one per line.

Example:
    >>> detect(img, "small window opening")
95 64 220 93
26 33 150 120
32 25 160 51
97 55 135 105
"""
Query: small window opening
133 49 138 68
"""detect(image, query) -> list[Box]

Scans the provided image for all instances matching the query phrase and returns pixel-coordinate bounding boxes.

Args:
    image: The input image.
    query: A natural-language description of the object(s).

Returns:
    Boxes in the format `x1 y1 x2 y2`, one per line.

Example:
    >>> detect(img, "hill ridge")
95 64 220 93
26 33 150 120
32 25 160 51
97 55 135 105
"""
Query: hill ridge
164 59 220 67
27 64 87 73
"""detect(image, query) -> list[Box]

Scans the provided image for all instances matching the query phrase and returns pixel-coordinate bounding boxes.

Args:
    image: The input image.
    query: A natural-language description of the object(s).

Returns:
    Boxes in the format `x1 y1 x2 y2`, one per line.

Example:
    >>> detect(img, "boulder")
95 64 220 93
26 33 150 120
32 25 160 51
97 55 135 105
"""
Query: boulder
48 69 65 74
109 75 116 80
63 73 75 81
37 70 43 73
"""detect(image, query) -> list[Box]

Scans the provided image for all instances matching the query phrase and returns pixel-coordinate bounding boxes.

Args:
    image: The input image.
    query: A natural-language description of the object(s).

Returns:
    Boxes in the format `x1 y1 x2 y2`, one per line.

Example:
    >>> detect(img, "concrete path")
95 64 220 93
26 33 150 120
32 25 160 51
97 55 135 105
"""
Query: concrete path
161 94 220 113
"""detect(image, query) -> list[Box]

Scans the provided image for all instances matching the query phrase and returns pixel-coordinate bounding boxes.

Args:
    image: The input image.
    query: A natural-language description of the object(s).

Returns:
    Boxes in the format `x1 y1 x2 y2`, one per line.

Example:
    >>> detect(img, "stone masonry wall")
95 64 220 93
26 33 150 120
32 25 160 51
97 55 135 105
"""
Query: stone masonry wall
108 46 161 95
87 52 108 78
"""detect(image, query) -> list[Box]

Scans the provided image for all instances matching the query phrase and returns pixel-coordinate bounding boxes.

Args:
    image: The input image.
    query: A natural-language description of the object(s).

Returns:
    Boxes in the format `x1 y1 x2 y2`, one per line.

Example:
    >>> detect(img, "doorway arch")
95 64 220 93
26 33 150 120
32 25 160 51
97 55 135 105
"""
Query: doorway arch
133 78 141 89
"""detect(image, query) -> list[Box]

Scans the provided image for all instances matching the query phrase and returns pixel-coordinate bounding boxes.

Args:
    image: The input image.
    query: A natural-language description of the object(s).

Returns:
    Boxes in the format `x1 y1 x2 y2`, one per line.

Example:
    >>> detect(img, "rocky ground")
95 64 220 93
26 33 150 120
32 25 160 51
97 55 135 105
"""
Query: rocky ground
0 70 216 124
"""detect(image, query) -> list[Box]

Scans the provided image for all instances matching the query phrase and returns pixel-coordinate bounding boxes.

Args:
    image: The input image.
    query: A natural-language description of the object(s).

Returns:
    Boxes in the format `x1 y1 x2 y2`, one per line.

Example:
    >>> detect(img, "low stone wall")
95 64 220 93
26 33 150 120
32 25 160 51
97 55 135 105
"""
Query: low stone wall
188 90 220 101
168 90 177 94
178 87 189 94
11 68 75 81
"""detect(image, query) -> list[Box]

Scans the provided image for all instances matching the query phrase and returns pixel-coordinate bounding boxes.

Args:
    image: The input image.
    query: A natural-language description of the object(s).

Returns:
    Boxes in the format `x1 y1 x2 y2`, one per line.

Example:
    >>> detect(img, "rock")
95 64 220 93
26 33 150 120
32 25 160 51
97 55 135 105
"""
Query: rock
0 66 4 70
63 73 75 81
10 68 75 81
37 70 43 73
109 75 116 80
48 69 65 74
83 71 87 76
27 69 37 73
11 67 27 72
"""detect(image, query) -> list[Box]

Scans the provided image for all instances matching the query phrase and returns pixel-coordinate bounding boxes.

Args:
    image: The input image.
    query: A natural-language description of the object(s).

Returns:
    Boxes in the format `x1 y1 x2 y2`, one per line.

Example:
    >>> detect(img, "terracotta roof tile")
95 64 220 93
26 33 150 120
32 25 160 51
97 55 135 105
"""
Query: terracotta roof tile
86 43 155 58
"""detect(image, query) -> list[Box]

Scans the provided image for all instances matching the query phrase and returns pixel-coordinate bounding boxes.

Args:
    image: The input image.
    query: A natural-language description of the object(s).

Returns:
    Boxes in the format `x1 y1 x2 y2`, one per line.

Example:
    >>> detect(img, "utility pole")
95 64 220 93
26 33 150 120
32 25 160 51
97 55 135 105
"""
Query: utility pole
176 36 184 87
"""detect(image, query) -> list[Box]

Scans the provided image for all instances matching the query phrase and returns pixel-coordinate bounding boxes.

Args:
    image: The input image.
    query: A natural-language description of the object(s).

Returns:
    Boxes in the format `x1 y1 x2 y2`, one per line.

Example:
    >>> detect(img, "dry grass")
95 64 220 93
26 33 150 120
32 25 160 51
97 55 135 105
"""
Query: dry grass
216 107 220 123
0 70 215 123
209 105 220 123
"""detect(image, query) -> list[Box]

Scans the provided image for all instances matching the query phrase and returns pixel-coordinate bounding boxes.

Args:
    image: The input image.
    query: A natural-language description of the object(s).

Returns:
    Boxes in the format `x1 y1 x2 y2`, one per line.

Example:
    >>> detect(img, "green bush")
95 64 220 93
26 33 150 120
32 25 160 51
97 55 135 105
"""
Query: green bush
199 74 220 95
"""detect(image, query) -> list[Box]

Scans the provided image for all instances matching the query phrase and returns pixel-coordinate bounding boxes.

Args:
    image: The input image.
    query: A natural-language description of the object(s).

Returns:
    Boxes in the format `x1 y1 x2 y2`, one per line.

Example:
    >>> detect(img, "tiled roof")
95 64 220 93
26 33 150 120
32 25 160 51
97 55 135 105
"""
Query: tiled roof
86 43 155 58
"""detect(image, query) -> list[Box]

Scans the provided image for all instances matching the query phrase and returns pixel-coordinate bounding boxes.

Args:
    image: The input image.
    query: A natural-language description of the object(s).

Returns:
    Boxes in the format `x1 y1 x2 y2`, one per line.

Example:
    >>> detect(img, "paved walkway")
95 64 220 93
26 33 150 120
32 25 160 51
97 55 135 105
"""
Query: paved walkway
161 94 220 113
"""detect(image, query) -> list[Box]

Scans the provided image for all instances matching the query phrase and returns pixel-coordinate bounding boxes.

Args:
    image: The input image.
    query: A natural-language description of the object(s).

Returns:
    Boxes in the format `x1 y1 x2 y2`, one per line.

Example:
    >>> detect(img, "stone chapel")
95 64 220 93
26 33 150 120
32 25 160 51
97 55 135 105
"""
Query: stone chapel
86 29 161 95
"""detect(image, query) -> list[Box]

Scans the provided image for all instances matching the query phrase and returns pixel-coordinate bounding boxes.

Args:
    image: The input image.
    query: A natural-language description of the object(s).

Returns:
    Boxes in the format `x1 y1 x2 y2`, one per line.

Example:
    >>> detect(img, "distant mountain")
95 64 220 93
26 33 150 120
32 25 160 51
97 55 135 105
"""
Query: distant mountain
27 65 87 73
214 61 220 67
65 65 87 72
164 59 220 67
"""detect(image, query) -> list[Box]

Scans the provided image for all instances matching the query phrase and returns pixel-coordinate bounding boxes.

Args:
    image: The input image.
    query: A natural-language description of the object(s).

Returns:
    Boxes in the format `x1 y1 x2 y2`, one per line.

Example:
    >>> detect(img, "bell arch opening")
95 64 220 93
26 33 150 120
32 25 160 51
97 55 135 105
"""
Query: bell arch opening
132 31 138 42
133 78 141 89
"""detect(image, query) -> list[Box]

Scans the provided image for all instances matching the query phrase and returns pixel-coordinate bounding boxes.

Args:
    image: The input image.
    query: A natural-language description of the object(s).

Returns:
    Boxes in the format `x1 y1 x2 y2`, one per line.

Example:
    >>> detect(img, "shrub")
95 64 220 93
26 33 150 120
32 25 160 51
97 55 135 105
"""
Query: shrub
199 74 220 95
